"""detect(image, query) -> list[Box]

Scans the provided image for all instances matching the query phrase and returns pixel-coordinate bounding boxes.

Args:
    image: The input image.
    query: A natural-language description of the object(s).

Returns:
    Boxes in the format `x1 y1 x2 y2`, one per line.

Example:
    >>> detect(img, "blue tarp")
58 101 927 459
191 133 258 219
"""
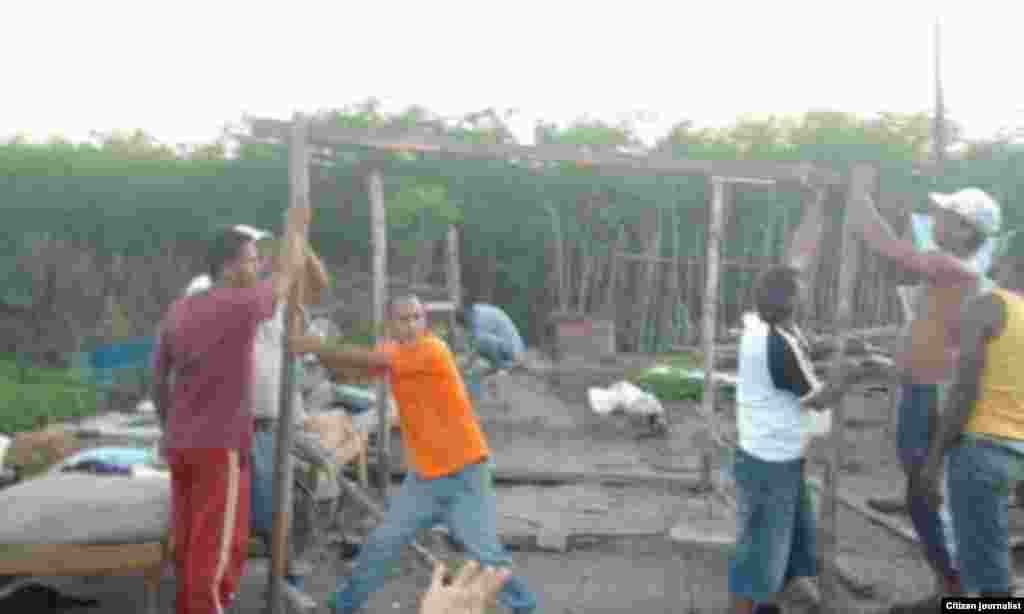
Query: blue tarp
58 446 155 470
88 337 154 387
90 337 154 371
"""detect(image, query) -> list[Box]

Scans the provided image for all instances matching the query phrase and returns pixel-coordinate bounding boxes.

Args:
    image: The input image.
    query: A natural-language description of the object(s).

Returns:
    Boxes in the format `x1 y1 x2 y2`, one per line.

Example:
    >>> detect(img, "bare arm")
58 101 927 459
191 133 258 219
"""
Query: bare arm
800 377 849 410
852 193 975 286
922 293 1005 475
850 192 923 280
289 335 391 372
303 244 330 304
271 205 312 302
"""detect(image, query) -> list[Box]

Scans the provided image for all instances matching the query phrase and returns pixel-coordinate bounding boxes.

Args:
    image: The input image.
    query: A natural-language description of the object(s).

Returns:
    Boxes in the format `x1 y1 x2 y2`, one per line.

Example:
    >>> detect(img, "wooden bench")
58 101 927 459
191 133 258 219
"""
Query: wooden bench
0 539 170 614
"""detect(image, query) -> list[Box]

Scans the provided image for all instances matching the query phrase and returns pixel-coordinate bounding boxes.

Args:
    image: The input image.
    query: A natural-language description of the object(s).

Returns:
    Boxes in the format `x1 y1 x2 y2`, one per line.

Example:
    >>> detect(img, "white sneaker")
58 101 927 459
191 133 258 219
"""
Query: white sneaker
262 582 318 612
282 582 318 612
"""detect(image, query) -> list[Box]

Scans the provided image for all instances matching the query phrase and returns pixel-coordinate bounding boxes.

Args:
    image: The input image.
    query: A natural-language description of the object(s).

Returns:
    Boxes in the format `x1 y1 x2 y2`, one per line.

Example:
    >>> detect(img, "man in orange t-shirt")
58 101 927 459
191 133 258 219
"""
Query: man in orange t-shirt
289 295 537 614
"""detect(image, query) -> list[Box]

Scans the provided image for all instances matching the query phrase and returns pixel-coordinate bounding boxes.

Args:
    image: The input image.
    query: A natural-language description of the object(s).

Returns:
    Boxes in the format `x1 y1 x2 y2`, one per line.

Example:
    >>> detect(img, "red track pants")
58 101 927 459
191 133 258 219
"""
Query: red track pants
168 448 250 614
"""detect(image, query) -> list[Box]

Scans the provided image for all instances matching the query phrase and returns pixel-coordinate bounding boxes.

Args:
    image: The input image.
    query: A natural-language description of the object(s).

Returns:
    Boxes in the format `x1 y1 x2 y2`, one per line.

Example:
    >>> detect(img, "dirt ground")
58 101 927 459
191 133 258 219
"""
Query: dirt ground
28 361 1019 613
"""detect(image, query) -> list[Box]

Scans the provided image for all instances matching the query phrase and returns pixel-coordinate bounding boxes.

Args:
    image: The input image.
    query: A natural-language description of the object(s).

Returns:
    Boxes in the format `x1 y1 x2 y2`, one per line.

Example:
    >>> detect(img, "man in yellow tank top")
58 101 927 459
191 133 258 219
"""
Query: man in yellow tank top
919 232 1024 598
851 186 1002 611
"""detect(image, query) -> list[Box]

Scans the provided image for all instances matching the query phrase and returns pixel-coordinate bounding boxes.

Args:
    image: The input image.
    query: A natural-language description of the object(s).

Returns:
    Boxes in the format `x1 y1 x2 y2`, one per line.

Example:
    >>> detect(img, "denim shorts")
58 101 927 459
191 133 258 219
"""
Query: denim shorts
729 448 817 602
948 435 1024 595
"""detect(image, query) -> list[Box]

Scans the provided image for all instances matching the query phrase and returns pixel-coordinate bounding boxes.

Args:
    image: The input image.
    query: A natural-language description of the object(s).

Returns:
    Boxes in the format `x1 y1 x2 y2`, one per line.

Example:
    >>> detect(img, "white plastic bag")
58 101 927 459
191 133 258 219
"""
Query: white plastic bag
0 434 11 471
587 381 665 417
802 408 833 444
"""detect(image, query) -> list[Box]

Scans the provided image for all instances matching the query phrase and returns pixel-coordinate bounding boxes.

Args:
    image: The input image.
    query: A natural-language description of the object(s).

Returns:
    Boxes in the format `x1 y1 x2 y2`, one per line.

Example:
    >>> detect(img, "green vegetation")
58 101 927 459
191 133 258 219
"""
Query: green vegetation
629 352 736 403
0 357 99 434
3 102 1024 352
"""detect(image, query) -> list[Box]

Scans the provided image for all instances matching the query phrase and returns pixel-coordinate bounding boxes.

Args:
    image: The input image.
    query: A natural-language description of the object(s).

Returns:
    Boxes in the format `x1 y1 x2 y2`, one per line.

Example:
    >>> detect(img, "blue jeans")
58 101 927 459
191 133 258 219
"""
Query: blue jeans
250 427 306 588
948 436 1024 595
331 459 536 613
475 333 522 371
250 428 277 537
729 448 817 603
896 382 957 581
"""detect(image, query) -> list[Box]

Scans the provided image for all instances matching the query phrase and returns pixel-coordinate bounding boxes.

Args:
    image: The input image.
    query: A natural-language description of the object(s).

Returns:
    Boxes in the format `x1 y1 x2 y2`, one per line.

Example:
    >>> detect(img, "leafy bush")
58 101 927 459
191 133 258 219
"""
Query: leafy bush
0 358 100 434
629 352 736 404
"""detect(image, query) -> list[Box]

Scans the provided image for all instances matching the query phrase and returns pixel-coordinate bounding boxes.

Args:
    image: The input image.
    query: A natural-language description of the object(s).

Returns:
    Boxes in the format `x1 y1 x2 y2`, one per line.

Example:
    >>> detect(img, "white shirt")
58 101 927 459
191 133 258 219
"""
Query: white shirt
736 313 824 462
252 304 306 423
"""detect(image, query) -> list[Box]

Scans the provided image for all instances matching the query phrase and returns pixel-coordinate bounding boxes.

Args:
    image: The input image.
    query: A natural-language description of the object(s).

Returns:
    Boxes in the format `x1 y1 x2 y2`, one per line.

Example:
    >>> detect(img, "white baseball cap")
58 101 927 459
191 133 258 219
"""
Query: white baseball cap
928 188 1002 236
184 274 213 296
232 224 273 241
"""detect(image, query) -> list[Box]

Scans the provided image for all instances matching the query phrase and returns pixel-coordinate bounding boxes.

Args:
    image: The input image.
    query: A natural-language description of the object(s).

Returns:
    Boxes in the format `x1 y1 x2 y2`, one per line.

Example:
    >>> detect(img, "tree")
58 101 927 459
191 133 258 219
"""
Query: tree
88 129 177 160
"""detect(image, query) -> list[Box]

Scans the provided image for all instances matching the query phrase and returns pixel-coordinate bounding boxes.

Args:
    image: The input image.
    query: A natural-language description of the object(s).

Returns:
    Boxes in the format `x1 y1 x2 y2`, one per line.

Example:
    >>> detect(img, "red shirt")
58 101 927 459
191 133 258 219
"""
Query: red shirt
153 280 275 451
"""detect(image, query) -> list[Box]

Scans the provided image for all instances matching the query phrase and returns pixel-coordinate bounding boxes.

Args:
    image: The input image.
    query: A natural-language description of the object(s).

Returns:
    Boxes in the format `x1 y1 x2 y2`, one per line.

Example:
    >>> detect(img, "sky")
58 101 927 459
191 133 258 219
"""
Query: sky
4 0 1022 148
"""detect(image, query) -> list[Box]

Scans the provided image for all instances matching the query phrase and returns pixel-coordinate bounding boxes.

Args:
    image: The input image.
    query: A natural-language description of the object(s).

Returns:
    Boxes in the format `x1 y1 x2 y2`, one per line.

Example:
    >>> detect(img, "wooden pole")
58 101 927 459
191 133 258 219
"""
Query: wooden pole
663 200 681 347
635 206 662 352
686 226 701 345
601 226 625 319
446 225 461 346
267 112 309 614
546 202 568 314
699 177 727 487
820 163 875 611
367 168 391 497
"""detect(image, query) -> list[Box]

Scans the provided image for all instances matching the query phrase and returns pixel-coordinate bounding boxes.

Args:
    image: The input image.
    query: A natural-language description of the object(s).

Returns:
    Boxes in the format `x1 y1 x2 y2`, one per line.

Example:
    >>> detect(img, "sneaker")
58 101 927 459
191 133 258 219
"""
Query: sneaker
282 581 317 612
285 574 305 591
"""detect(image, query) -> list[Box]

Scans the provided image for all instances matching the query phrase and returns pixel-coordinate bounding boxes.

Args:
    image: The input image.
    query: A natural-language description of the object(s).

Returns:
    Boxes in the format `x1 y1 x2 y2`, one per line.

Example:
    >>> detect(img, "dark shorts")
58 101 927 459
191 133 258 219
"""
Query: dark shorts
728 448 817 602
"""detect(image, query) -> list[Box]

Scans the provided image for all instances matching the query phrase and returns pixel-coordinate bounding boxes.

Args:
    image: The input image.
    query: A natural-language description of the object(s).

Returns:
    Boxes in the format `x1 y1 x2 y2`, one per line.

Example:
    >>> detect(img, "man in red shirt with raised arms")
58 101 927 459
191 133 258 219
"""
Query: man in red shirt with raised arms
152 204 312 614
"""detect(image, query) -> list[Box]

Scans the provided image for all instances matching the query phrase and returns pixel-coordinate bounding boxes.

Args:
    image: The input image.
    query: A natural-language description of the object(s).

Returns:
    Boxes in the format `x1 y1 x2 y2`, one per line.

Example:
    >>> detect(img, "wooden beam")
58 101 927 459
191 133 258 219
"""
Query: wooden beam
367 167 391 497
819 163 874 612
0 542 163 576
267 112 310 614
248 118 841 184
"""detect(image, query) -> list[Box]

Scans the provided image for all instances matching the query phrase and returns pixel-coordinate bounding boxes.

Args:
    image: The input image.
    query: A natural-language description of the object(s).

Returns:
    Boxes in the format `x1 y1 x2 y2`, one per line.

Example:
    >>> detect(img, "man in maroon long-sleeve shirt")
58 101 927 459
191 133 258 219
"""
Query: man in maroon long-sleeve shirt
152 206 310 614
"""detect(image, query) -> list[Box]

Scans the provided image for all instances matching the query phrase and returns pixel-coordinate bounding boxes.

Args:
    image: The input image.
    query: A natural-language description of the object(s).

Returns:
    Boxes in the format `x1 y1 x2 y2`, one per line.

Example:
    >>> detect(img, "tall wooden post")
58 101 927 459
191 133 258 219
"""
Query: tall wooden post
446 225 461 345
268 112 309 614
820 163 874 610
546 202 568 314
367 168 391 497
699 177 727 487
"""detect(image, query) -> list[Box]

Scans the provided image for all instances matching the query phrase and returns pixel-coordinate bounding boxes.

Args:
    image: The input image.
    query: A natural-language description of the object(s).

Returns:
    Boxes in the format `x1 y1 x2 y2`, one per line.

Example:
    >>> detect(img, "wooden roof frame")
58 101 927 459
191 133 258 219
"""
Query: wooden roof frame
248 117 842 185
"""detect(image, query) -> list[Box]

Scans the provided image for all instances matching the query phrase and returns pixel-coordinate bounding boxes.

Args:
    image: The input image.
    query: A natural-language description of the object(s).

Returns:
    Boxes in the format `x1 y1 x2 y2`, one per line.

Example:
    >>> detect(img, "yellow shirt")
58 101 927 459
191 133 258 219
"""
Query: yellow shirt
379 333 489 479
965 288 1024 441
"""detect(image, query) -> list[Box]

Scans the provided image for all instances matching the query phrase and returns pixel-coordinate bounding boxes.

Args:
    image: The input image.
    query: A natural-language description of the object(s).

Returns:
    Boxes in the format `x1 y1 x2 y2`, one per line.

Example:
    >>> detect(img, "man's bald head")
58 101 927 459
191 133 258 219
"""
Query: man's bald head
388 294 422 317
389 295 427 342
